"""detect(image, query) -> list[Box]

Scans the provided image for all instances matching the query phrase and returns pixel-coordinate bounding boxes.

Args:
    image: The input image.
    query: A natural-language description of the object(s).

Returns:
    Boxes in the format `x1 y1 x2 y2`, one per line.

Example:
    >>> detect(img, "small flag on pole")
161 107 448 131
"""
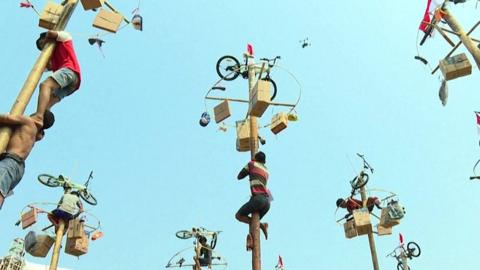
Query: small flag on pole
399 233 404 245
419 0 442 32
475 111 480 135
20 1 32 8
275 255 284 270
247 43 254 56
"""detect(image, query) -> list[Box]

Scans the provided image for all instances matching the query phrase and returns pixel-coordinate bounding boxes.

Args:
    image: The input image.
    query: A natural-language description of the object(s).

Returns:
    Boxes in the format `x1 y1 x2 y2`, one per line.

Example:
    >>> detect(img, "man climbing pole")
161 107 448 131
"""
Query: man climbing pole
0 111 55 209
48 184 84 227
35 30 81 126
235 151 271 250
336 196 381 219
193 236 212 270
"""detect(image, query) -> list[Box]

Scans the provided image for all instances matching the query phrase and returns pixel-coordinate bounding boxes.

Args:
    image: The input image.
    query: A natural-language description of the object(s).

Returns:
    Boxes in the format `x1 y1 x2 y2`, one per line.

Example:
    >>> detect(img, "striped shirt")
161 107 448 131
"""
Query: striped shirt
240 161 269 195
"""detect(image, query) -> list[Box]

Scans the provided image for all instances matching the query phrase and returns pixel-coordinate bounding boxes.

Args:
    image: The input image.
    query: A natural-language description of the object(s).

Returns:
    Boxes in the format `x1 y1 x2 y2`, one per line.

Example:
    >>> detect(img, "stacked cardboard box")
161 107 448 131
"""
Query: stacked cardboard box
236 120 250 152
249 80 270 117
39 1 64 30
353 208 372 235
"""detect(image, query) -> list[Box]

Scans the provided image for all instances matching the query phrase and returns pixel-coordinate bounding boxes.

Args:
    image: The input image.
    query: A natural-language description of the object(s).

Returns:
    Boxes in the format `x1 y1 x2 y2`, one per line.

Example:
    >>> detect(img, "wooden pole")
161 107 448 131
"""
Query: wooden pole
401 251 408 270
359 175 380 270
443 9 480 70
49 219 66 270
247 55 261 270
0 0 79 153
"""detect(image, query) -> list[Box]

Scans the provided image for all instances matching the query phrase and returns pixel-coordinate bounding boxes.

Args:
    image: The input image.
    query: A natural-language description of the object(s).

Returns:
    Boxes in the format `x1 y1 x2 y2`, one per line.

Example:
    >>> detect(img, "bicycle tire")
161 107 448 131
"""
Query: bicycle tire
407 241 421 257
350 172 369 190
38 174 61 187
216 55 241 81
176 230 193 239
80 190 98 205
261 77 278 101
210 233 218 249
397 262 410 270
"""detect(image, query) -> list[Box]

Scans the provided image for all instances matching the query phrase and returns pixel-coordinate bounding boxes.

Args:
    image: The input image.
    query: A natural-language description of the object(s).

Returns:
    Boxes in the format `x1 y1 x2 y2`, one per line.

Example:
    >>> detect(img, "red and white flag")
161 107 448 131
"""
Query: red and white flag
275 255 284 270
475 112 480 135
399 233 404 246
419 0 442 32
20 1 33 8
247 43 254 56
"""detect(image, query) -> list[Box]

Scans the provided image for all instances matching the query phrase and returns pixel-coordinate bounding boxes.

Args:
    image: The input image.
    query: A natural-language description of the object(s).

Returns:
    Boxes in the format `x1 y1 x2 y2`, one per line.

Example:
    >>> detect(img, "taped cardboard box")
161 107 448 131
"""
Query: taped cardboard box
24 231 54 258
80 0 103 10
67 219 85 239
39 1 64 30
214 100 231 123
271 112 288 135
377 224 392 236
65 234 89 256
236 119 250 152
343 219 357 239
353 208 372 235
249 80 270 117
379 208 400 228
92 9 123 33
439 53 472 81
21 208 38 229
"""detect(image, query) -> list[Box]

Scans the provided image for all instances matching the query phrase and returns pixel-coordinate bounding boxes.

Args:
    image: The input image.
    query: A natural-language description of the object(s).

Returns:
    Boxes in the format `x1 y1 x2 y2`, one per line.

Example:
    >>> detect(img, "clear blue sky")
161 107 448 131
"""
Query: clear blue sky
1 0 480 269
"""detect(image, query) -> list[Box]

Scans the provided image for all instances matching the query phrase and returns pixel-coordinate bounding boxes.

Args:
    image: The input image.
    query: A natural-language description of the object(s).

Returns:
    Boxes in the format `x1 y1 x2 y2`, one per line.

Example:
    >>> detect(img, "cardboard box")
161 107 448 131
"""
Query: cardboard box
80 0 103 10
21 208 38 229
39 1 64 30
236 120 250 152
353 208 372 235
343 219 357 239
249 80 270 117
67 219 85 239
377 224 392 236
65 234 89 256
271 112 288 134
213 100 231 123
379 208 401 228
92 9 123 33
439 53 472 81
25 232 54 258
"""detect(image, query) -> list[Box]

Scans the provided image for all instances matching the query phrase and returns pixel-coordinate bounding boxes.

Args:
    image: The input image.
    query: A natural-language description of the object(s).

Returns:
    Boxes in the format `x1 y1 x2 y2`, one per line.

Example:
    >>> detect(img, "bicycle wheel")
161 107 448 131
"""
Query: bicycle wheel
407 241 421 257
397 262 410 270
38 174 61 187
216 55 241 81
261 77 278 101
350 172 369 190
80 190 98 205
176 230 193 239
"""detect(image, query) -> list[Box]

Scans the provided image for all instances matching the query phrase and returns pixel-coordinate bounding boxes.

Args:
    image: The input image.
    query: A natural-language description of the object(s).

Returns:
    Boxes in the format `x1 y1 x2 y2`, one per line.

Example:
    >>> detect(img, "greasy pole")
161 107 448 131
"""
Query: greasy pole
0 0 79 152
247 53 261 270
443 8 480 70
49 219 66 270
359 175 380 270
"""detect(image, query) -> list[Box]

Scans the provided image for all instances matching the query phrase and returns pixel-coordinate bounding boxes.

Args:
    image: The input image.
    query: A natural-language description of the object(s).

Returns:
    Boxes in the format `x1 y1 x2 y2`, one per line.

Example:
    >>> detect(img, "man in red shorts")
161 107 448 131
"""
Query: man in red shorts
35 30 81 126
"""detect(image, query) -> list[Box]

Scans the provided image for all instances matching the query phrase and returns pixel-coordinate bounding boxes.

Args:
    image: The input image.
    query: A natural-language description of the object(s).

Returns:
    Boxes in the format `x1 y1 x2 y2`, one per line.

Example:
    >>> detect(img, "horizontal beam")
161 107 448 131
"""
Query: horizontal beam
440 27 480 43
205 96 296 108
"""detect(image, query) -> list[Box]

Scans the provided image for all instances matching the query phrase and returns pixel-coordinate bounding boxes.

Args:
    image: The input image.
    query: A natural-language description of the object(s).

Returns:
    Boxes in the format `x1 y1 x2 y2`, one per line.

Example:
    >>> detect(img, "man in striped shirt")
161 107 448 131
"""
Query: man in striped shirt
236 151 271 250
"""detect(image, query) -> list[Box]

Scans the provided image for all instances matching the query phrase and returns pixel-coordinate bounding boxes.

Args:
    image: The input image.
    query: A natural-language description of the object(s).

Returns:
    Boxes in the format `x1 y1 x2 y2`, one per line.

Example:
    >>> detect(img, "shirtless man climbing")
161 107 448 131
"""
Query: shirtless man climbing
0 111 54 209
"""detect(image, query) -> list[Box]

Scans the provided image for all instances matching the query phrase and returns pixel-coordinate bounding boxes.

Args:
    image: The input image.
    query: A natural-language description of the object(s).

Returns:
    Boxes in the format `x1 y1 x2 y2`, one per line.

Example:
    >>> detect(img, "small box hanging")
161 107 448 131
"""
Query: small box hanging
67 219 86 239
80 0 102 11
213 100 231 123
377 224 392 236
21 208 38 229
65 234 89 256
270 112 288 135
343 219 357 239
352 208 372 235
38 1 64 30
92 9 123 33
439 53 472 81
24 231 54 258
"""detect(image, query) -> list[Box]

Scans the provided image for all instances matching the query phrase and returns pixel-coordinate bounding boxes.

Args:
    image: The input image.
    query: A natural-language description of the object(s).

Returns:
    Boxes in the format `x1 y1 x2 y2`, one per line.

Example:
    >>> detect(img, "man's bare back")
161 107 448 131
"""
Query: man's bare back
4 115 40 160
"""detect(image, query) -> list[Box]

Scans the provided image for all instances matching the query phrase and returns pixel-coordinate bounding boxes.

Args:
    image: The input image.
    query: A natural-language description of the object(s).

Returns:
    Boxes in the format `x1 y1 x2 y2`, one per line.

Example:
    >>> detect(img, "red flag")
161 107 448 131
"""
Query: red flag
475 112 480 126
399 233 404 245
20 1 33 8
419 0 442 32
247 43 254 56
275 255 284 269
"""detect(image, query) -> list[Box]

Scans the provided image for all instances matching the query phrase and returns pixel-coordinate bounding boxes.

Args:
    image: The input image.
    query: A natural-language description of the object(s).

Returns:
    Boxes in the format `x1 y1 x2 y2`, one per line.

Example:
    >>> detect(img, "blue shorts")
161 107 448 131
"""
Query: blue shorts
237 194 270 219
0 154 25 199
52 209 74 221
50 68 78 100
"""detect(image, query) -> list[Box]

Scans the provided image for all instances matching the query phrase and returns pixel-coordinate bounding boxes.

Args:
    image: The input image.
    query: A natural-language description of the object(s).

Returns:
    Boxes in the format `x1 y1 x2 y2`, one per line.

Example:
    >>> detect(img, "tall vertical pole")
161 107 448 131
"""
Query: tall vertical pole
247 54 261 270
443 8 480 69
359 175 380 270
49 219 66 270
401 251 408 270
0 0 79 153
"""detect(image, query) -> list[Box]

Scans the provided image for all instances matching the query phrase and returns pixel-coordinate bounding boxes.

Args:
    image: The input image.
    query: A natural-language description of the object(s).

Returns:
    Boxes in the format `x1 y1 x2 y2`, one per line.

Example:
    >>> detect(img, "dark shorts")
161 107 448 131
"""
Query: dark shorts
52 209 74 221
0 153 25 199
198 258 211 266
237 194 270 219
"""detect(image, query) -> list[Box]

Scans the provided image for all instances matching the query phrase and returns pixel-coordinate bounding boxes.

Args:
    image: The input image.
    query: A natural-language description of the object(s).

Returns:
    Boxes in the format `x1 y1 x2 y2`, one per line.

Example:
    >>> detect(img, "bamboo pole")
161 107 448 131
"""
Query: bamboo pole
401 252 408 270
247 56 261 270
49 219 66 270
0 0 79 153
359 175 380 270
443 9 480 70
